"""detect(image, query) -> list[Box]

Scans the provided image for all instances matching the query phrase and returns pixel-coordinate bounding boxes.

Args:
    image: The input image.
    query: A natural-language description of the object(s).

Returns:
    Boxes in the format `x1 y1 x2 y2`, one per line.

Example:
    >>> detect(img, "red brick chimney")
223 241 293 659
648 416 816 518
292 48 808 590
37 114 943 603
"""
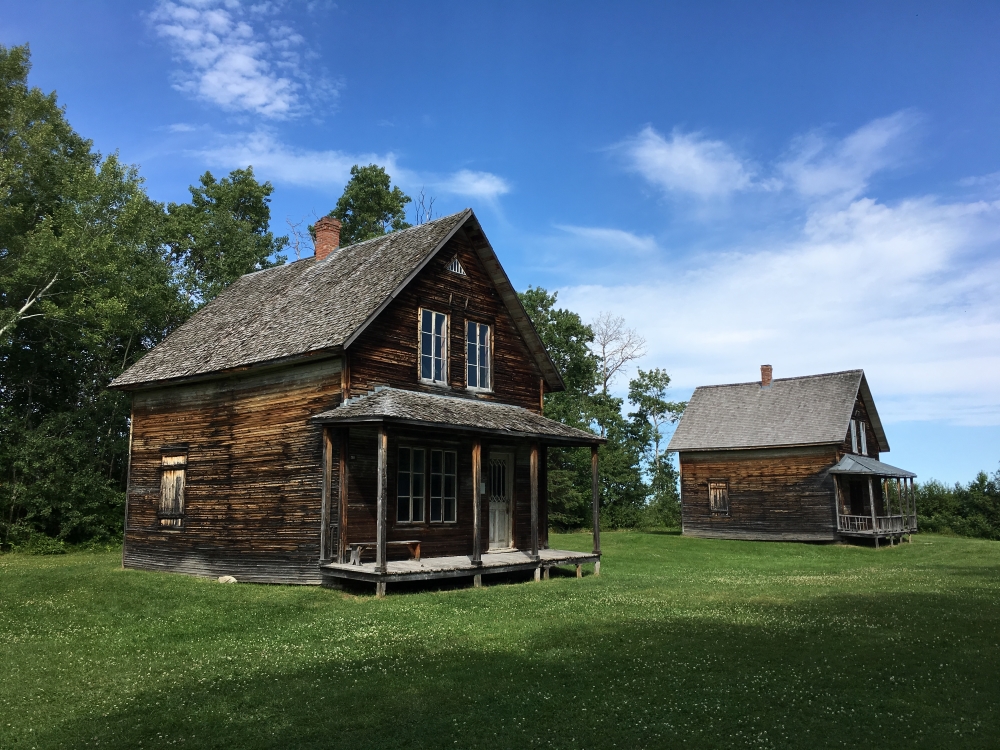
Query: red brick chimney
314 216 341 261
761 364 773 387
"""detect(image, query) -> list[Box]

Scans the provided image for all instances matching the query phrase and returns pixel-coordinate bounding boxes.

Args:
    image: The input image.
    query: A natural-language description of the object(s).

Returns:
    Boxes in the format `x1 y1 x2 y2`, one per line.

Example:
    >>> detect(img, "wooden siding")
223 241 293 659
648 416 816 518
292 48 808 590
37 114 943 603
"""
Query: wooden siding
348 230 545 410
124 359 343 584
679 446 840 541
839 396 880 459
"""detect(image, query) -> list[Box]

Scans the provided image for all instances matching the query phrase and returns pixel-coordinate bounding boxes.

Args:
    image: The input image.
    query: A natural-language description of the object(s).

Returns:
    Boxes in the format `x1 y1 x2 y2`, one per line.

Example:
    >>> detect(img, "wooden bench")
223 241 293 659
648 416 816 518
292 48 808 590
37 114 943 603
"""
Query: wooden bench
348 540 421 566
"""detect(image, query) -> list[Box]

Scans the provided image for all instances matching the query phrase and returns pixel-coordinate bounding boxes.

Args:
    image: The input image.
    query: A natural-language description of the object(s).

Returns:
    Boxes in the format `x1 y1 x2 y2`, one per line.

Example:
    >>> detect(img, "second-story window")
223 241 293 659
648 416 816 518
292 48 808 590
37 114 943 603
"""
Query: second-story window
466 321 491 390
420 309 448 384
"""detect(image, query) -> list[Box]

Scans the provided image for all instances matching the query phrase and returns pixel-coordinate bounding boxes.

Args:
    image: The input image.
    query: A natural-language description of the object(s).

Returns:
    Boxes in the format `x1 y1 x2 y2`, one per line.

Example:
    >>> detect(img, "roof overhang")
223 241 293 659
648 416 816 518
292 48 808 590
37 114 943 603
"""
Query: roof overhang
829 453 915 478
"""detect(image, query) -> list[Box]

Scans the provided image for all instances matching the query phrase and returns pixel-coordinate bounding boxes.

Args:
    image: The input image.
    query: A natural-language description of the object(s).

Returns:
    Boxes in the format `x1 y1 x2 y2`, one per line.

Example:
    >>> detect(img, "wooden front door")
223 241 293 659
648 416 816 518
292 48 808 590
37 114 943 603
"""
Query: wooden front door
488 453 513 549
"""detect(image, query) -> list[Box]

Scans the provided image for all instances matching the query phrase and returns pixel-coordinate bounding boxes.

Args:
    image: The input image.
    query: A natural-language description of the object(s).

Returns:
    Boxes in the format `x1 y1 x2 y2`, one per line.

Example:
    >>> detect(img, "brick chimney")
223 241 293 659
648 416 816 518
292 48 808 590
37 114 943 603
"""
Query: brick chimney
314 216 342 261
761 364 773 388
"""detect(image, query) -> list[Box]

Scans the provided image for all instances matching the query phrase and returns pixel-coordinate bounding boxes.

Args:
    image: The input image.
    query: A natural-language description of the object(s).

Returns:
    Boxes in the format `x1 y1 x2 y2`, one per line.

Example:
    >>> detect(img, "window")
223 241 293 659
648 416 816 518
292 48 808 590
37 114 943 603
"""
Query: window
466 321 491 390
447 256 467 275
397 448 425 523
420 309 448 384
159 454 186 527
850 419 858 453
429 450 458 523
708 481 729 516
859 421 868 455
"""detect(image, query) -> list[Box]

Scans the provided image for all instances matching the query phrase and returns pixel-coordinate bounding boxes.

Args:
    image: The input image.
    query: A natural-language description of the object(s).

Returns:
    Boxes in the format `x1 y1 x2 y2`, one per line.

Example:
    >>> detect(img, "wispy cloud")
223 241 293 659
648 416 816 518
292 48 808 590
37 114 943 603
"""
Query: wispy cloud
618 126 756 198
560 193 1000 426
196 129 512 203
555 225 659 255
150 0 331 119
778 111 918 201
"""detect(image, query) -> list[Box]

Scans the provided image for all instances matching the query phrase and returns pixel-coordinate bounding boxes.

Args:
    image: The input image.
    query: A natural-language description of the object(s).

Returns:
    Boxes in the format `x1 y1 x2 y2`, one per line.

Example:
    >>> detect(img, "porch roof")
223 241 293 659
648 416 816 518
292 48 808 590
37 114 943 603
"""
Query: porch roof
829 453 916 478
312 387 604 446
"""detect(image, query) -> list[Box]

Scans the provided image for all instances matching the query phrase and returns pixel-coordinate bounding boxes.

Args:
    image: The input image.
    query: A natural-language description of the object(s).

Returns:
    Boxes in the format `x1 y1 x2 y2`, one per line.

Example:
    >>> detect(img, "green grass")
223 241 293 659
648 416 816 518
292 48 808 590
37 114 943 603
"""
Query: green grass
2 533 998 749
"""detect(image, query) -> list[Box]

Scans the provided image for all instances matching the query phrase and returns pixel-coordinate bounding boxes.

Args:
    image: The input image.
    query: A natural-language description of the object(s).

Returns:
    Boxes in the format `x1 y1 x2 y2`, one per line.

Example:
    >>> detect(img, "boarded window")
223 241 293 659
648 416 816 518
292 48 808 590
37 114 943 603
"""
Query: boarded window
466 321 491 390
850 419 858 453
859 421 868 455
159 454 186 527
429 450 458 523
420 309 448 384
708 481 729 516
397 447 426 523
447 256 466 275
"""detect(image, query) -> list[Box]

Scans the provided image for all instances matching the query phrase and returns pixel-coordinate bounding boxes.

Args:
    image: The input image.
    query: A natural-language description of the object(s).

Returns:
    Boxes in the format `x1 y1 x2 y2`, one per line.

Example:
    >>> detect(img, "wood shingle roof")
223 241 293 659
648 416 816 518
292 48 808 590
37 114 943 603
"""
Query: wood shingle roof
667 369 890 453
111 210 562 390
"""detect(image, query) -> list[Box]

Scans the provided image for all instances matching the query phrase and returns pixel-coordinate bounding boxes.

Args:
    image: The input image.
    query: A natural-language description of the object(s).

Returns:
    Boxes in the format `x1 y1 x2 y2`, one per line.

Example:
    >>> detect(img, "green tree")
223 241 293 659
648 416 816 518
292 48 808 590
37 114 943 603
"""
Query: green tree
165 168 287 305
327 164 411 246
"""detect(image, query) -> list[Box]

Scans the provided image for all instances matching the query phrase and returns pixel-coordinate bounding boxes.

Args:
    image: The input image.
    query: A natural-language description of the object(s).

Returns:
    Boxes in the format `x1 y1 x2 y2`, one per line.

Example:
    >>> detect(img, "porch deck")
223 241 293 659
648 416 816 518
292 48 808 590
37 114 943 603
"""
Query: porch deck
320 547 600 588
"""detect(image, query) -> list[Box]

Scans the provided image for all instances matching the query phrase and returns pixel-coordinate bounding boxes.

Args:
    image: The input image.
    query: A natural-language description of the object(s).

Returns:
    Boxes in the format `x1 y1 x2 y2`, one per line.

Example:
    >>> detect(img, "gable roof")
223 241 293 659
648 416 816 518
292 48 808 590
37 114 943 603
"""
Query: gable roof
667 369 890 453
312 387 603 446
111 210 562 390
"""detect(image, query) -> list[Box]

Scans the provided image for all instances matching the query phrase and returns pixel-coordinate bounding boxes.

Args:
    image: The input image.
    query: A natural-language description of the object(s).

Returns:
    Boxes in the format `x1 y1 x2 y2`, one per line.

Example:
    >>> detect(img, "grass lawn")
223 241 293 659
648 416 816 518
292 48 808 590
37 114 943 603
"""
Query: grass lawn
2 532 998 749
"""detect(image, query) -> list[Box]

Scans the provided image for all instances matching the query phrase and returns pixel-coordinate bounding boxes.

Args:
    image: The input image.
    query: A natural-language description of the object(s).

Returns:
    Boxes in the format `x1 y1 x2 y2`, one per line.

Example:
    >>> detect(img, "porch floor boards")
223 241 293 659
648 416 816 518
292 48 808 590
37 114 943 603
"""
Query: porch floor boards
320 547 599 584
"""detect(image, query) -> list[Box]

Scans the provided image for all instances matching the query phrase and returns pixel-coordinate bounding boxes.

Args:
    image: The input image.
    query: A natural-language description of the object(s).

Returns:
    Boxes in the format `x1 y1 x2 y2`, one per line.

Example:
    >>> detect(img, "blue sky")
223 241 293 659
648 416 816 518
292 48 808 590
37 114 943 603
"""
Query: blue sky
4 1 1000 483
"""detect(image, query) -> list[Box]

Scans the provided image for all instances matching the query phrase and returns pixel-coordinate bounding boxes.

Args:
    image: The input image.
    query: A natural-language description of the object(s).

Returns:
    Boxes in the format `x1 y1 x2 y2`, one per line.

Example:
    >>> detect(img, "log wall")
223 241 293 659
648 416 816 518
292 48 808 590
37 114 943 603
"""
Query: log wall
348 230 544 411
124 358 343 584
679 446 840 541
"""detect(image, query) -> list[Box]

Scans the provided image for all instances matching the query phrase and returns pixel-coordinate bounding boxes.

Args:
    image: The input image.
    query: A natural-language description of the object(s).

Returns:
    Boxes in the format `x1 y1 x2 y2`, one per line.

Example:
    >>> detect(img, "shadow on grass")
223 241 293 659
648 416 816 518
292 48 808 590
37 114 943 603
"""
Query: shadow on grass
32 587 1000 750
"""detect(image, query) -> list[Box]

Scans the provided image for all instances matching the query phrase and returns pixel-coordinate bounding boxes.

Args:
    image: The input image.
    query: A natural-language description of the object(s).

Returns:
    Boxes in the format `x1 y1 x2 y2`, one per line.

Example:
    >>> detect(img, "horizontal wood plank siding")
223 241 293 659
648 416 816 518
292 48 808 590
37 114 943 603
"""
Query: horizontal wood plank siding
679 446 839 541
348 232 543 411
124 359 343 584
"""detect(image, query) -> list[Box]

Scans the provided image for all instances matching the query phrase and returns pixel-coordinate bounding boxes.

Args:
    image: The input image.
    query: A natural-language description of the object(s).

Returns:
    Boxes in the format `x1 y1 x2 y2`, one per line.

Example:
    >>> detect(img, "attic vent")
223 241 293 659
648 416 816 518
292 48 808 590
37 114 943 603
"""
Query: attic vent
447 256 467 276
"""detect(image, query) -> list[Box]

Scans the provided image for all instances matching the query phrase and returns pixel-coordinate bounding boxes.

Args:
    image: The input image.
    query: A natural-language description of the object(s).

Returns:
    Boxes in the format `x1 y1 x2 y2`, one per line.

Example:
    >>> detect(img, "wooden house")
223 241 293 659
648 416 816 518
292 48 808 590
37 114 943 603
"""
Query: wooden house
667 366 916 545
111 210 603 594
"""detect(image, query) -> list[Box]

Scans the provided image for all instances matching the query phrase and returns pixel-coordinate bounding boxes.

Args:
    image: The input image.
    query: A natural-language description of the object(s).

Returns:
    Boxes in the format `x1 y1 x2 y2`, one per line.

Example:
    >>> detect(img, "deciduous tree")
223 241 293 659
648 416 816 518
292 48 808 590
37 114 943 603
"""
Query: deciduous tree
327 164 411 246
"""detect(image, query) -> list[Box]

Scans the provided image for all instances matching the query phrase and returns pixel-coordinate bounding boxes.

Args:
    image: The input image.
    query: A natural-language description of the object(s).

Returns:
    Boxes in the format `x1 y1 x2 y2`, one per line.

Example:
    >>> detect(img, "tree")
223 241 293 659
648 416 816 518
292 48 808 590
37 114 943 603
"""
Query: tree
592 311 646 396
327 164 411 246
628 368 686 471
164 168 287 305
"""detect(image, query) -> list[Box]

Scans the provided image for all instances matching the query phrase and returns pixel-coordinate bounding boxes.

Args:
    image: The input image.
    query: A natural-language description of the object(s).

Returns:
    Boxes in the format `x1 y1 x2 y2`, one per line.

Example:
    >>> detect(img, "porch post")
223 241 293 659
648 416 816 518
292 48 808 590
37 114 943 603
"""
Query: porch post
338 429 349 564
376 425 388 582
530 443 540 562
910 477 917 535
320 427 333 563
868 476 878 549
472 439 482 566
833 475 843 531
591 445 601 576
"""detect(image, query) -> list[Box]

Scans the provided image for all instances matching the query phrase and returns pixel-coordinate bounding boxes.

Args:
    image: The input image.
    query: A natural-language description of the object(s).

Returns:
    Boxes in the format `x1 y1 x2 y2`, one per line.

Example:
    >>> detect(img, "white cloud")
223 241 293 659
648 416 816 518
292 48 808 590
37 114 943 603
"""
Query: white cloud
559 195 1000 427
432 170 510 201
555 225 659 255
196 130 512 204
618 126 756 198
151 0 326 119
779 111 918 201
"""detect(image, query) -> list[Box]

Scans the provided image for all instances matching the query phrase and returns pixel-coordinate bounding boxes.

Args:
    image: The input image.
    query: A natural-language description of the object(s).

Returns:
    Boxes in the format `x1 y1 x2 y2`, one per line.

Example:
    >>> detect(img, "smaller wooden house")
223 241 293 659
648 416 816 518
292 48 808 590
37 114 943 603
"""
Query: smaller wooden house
667 366 916 545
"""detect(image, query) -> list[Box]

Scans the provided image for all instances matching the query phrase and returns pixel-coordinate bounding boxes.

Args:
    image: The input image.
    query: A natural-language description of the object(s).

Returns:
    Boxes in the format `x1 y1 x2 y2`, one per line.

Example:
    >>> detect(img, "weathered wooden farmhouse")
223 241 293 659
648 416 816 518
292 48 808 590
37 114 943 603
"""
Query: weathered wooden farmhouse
667 366 916 545
111 210 603 594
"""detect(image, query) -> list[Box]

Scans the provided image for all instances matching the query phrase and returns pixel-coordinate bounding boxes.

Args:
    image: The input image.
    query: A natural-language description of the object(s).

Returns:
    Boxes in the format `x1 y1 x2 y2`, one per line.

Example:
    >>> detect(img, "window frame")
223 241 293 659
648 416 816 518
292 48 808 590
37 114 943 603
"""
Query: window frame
708 480 730 517
428 449 458 524
419 308 449 386
849 418 858 453
396 447 426 524
859 420 868 456
158 452 187 529
465 319 493 392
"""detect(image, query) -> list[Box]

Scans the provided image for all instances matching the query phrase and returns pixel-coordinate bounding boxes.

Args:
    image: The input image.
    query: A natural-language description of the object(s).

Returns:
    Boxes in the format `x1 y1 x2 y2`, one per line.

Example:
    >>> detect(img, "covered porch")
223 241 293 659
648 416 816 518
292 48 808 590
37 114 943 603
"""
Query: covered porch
830 454 917 546
312 387 605 596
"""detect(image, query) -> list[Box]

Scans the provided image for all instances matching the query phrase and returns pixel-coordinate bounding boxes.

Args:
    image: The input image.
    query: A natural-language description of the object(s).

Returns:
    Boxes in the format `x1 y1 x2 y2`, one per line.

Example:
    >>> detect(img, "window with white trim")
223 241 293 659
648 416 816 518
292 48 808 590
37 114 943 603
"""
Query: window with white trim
429 450 458 523
420 309 448 384
708 481 729 516
397 448 425 523
159 453 186 527
466 321 491 390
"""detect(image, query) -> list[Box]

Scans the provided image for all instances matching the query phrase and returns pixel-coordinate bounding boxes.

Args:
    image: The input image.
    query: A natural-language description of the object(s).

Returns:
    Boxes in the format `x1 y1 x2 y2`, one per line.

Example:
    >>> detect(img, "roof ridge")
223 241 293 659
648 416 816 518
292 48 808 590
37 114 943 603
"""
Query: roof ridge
320 209 471 259
695 369 863 390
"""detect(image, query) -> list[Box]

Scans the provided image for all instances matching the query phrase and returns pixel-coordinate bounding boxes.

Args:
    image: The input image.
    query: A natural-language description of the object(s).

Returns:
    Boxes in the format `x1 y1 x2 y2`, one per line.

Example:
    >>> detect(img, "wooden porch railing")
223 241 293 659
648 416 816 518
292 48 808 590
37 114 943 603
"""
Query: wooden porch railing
837 513 917 534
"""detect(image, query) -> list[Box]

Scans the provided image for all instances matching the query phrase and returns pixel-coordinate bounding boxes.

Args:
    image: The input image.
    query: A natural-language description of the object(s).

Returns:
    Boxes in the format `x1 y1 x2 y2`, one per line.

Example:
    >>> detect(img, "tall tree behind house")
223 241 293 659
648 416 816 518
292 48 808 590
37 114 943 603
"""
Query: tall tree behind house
0 45 287 545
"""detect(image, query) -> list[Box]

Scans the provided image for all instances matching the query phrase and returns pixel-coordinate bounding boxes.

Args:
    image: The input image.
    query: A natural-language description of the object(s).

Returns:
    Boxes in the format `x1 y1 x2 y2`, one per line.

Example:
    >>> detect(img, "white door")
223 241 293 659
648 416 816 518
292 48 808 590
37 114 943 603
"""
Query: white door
488 453 513 549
